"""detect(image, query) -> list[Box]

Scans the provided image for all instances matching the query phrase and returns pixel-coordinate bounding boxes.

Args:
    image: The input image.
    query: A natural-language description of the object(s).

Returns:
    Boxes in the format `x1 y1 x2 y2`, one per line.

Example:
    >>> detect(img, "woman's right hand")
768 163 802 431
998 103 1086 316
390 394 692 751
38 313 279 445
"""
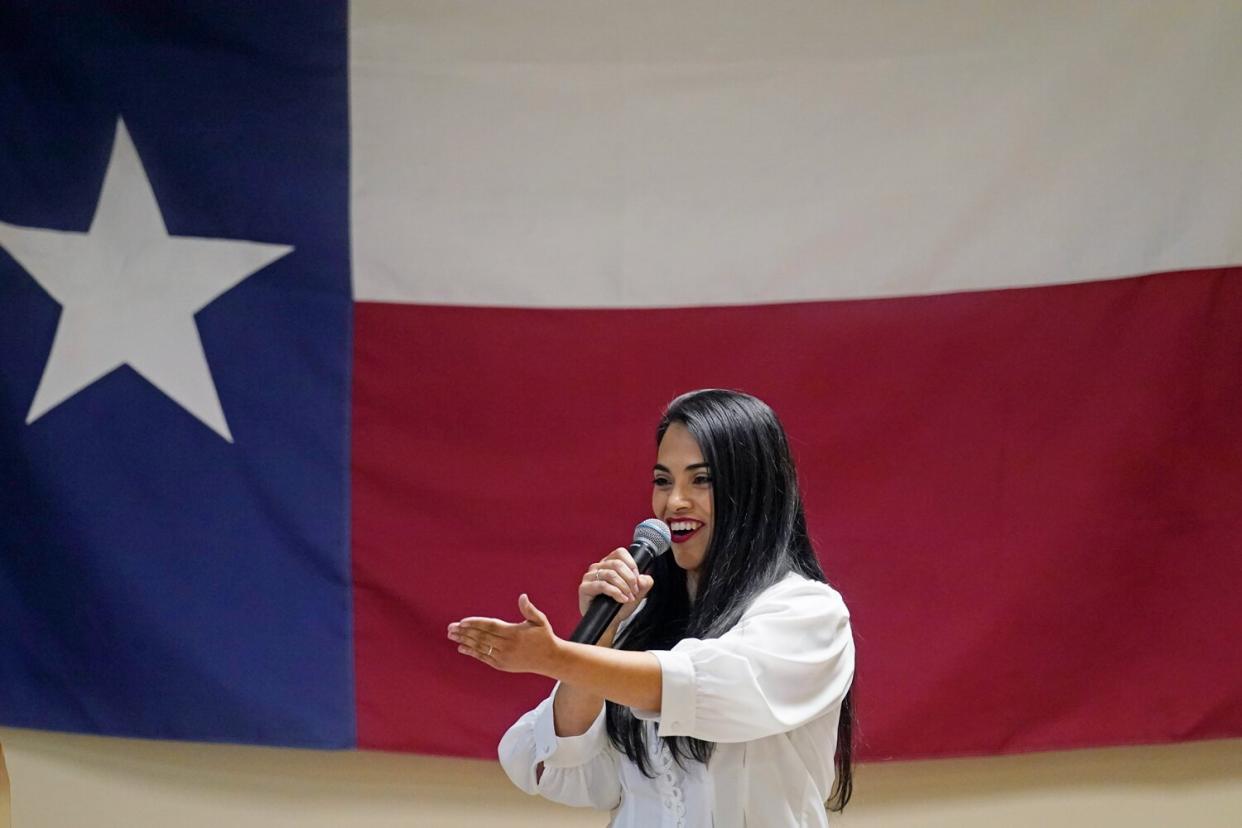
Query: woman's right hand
579 547 655 626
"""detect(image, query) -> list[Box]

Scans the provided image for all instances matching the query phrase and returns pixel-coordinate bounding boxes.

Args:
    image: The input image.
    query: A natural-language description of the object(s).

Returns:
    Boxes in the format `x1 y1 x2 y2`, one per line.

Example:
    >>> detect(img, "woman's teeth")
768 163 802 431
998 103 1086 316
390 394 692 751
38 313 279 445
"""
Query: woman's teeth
669 520 702 542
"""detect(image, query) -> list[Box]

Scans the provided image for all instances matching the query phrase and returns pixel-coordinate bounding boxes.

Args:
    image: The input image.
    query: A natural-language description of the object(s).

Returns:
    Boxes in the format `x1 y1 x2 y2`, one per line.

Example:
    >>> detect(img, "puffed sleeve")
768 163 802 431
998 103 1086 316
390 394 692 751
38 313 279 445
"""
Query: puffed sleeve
497 687 622 810
633 575 854 743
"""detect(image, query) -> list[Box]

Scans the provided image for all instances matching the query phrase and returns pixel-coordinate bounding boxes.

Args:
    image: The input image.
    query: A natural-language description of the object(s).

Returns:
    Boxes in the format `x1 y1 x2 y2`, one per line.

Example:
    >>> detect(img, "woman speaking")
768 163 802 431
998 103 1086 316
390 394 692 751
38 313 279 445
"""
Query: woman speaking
447 389 855 826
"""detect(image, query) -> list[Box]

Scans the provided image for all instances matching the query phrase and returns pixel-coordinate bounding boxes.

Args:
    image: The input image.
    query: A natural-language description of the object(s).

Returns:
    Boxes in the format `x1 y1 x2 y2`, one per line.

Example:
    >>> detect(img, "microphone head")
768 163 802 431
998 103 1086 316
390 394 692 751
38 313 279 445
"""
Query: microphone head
633 518 672 555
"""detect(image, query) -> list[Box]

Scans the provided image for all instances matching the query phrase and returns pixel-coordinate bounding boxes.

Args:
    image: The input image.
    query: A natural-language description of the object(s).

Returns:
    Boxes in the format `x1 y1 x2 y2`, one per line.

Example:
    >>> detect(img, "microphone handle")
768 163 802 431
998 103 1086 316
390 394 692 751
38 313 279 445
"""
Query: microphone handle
568 542 660 645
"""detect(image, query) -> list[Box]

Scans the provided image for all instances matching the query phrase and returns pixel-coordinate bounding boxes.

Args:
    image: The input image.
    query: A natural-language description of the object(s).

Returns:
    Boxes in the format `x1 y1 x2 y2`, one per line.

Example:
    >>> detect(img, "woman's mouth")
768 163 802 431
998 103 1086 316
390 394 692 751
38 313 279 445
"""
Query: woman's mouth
666 518 704 544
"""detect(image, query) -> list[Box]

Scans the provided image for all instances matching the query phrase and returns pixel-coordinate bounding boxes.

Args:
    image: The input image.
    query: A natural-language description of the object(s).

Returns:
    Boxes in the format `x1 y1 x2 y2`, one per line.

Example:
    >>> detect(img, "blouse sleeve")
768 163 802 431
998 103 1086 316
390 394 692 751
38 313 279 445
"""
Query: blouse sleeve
497 686 622 811
633 576 854 744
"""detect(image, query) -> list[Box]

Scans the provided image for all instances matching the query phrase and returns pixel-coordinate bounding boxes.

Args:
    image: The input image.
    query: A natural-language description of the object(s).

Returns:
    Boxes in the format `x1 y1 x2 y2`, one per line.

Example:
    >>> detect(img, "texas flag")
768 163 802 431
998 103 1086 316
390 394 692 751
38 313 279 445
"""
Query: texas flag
2 2 1240 762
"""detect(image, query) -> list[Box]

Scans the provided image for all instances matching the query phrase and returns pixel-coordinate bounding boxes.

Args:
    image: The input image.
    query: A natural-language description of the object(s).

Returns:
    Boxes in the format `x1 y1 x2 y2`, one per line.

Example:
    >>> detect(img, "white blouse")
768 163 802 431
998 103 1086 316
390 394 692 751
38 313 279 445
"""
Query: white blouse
498 572 855 827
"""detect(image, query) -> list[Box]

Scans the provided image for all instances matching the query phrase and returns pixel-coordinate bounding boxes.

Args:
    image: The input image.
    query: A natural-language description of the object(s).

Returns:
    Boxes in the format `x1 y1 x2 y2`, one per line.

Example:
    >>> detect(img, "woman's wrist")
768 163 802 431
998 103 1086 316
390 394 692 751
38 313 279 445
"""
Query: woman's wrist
541 636 574 681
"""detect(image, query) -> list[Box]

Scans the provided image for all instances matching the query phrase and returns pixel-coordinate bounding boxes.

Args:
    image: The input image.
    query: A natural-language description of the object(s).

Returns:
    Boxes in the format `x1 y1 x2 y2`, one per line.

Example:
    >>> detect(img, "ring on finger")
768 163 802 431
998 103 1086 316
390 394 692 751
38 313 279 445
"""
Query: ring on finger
486 645 493 656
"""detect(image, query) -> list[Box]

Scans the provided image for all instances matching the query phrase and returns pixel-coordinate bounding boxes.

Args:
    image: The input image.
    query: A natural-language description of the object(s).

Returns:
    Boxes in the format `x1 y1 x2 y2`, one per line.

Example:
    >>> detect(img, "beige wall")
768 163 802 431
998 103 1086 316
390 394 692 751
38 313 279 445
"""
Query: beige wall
1 739 10 828
1 727 1238 827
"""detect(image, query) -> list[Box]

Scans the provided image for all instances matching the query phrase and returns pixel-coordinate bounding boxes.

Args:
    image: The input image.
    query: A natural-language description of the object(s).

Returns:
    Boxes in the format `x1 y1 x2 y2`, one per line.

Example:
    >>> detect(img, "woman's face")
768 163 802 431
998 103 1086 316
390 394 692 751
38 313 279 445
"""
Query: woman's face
652 422 714 574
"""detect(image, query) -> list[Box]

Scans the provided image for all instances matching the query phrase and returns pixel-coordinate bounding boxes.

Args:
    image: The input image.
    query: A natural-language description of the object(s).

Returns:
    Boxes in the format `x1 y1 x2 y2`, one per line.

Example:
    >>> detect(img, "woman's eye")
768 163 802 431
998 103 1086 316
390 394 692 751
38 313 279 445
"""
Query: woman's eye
694 475 713 486
652 477 671 487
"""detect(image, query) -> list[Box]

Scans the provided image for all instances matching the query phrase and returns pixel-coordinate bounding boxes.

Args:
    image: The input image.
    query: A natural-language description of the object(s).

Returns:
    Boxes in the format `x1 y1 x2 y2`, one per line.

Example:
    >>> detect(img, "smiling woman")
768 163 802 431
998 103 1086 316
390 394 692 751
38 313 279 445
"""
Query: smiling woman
651 421 714 582
447 389 856 827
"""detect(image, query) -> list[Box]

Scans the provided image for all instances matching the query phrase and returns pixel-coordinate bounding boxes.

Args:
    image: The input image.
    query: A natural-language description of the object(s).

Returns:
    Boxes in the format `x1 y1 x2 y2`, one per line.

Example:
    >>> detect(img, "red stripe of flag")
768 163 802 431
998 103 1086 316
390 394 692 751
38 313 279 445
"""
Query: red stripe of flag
351 266 1242 759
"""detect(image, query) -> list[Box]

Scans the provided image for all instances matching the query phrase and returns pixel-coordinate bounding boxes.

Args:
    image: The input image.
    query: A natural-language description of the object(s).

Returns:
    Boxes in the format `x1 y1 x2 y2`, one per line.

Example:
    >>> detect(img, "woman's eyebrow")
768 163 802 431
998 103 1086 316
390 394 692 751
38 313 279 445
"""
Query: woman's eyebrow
652 463 711 472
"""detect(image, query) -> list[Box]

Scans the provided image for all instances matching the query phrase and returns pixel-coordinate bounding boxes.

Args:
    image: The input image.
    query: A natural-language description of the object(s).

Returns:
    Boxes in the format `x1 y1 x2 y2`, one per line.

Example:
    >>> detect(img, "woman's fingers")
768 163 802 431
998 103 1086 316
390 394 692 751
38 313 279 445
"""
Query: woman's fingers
598 551 640 594
454 632 503 669
611 547 641 578
585 566 634 602
518 593 548 626
453 617 512 637
447 617 519 656
448 601 561 674
458 644 499 667
449 625 497 652
577 547 647 617
448 623 513 670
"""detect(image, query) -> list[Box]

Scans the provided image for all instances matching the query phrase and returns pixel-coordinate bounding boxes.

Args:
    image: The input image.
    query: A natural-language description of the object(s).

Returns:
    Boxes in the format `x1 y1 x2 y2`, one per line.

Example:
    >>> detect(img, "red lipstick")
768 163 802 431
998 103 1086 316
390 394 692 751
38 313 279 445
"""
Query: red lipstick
665 518 705 544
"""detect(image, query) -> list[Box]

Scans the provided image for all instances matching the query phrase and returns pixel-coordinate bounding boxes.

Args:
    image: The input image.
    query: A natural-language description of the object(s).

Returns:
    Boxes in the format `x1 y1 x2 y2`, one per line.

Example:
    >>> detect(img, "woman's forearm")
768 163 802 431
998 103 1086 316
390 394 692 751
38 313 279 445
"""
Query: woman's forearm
545 636 662 714
551 623 615 737
548 619 663 734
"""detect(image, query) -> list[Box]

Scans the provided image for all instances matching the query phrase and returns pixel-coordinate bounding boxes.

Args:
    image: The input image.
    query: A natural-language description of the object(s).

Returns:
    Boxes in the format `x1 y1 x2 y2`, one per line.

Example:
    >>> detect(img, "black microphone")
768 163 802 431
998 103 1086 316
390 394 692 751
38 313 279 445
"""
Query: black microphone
568 519 672 645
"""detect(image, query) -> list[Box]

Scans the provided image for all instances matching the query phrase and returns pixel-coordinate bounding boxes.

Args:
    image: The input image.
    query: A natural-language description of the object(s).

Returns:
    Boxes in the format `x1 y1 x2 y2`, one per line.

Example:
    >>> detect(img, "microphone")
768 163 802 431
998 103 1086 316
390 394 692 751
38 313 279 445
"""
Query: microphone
568 519 672 645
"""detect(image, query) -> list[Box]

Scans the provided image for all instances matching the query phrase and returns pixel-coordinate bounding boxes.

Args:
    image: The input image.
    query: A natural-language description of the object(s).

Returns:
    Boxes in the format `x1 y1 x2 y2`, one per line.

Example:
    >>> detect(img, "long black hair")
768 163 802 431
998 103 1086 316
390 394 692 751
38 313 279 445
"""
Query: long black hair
605 388 854 811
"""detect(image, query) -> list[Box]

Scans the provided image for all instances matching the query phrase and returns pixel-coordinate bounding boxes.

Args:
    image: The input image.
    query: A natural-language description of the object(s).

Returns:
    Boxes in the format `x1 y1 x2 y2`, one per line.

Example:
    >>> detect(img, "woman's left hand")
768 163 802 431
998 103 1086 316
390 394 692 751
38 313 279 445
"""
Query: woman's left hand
448 594 562 675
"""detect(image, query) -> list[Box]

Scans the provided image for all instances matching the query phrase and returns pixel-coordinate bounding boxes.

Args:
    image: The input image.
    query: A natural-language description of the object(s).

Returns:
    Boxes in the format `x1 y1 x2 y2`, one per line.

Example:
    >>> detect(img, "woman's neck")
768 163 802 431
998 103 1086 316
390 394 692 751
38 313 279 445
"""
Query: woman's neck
686 569 699 603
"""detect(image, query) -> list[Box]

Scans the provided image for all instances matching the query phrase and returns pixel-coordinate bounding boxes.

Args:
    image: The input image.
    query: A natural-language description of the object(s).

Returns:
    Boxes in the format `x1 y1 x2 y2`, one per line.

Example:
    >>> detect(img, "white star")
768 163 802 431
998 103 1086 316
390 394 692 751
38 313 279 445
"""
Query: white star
0 118 292 442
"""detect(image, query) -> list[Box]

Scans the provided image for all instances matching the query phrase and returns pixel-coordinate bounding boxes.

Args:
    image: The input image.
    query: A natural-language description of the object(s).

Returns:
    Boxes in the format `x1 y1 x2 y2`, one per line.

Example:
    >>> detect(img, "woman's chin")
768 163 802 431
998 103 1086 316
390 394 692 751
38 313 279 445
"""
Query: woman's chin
671 546 705 573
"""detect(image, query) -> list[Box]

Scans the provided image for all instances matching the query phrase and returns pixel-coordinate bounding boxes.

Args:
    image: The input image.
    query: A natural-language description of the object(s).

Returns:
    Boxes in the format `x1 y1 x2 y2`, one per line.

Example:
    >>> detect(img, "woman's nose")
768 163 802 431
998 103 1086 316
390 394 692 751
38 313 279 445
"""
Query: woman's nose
668 484 691 510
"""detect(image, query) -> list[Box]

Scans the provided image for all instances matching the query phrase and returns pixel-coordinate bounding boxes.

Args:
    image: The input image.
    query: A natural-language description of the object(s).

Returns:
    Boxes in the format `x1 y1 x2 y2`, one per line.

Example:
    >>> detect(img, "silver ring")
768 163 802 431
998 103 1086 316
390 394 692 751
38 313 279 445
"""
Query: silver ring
486 645 493 656
594 570 603 581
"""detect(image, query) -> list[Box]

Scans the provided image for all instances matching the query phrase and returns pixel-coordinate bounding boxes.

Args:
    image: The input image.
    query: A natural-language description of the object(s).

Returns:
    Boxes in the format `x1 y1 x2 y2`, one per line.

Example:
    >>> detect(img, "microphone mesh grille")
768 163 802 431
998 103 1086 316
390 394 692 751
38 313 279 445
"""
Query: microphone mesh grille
633 518 672 554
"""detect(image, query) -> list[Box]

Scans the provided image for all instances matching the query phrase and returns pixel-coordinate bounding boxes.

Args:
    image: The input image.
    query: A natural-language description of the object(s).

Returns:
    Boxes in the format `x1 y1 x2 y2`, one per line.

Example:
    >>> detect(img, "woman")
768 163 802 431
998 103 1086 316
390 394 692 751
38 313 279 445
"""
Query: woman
447 389 855 826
